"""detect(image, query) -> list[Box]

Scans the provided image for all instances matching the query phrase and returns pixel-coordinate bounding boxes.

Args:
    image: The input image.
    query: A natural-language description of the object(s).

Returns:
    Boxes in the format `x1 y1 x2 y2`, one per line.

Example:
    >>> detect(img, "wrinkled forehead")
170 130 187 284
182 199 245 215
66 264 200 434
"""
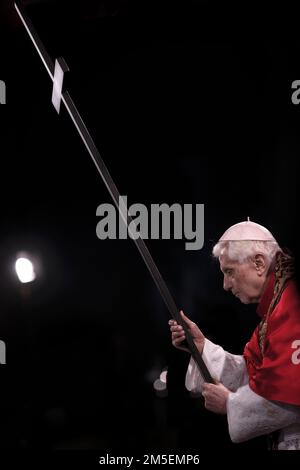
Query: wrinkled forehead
219 254 241 271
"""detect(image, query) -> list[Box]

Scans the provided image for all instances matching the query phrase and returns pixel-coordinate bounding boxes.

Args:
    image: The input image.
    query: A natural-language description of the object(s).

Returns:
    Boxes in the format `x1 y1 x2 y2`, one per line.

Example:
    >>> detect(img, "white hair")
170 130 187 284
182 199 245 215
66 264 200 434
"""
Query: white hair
212 240 281 266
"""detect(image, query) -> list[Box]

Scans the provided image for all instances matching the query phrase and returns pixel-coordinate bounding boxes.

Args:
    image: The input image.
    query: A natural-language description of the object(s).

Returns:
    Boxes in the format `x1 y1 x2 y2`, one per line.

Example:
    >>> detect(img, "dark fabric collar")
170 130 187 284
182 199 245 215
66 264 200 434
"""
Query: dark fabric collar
256 272 275 318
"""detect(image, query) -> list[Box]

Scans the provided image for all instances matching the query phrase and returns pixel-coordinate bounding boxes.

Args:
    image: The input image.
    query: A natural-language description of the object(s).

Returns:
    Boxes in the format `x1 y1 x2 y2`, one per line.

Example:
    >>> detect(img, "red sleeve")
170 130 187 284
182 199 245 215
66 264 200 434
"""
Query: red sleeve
244 280 300 406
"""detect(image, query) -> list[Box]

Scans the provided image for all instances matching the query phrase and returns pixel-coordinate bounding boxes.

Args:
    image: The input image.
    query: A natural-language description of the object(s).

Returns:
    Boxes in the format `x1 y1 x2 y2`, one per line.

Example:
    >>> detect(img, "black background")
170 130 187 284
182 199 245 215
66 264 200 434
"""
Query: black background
1 0 300 463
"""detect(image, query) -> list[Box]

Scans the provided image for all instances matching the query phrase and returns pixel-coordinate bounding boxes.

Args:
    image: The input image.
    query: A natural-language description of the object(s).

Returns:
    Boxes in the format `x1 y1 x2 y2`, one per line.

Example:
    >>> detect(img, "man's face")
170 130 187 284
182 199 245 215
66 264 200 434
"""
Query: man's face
219 254 266 304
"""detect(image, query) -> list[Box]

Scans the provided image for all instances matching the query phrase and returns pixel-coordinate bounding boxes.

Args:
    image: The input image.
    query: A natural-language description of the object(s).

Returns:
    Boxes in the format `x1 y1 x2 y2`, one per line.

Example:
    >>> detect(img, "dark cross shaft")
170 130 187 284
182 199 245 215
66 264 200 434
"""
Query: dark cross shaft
14 1 213 383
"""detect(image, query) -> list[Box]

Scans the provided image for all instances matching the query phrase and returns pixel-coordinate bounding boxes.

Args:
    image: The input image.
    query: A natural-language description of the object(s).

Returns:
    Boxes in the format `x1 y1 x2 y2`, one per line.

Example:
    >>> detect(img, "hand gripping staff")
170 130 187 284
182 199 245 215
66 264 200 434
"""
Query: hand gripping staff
14 1 214 384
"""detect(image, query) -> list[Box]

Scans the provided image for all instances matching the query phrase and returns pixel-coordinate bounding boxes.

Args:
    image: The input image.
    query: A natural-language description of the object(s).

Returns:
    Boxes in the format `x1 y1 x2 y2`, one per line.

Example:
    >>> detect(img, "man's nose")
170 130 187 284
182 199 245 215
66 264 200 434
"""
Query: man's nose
223 276 232 291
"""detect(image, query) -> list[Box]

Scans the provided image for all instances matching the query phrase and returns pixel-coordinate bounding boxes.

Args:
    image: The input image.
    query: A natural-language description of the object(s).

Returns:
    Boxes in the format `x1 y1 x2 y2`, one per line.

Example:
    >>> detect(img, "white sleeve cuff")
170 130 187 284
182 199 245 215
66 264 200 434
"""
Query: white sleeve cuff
227 385 300 443
185 338 247 392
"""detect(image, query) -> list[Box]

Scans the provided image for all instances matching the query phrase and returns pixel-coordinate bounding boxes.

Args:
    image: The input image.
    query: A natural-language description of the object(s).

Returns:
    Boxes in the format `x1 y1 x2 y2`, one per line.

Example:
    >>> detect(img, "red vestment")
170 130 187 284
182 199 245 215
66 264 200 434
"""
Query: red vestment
244 273 300 406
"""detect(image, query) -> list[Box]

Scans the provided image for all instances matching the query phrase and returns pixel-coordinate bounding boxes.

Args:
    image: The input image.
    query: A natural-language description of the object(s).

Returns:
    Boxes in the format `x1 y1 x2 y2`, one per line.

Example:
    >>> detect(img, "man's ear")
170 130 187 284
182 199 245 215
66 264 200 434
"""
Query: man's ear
253 254 267 275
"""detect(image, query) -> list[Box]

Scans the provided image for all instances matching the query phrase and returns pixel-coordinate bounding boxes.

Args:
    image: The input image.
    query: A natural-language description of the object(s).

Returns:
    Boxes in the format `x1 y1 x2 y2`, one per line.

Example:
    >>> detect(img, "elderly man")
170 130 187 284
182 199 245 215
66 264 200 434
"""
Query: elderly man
169 220 300 450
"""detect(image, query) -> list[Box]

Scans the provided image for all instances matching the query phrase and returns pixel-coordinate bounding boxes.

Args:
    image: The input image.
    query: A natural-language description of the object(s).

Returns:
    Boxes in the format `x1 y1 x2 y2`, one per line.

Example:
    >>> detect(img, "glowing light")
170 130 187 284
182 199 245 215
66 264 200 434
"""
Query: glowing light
153 367 168 397
159 370 167 384
15 257 36 283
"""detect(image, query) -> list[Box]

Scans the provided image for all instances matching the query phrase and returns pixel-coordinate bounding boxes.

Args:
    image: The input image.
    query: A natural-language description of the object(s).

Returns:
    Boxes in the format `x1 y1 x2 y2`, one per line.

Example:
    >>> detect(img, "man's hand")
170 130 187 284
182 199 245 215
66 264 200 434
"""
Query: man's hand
202 382 230 415
168 310 205 354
